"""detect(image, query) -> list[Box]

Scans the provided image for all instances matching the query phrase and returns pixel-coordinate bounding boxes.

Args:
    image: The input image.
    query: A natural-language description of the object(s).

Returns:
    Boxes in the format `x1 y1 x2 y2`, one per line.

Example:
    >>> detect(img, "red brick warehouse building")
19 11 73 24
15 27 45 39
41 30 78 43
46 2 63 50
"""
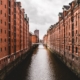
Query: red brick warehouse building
34 29 39 42
32 35 38 44
43 0 80 77
0 0 30 70
43 34 47 46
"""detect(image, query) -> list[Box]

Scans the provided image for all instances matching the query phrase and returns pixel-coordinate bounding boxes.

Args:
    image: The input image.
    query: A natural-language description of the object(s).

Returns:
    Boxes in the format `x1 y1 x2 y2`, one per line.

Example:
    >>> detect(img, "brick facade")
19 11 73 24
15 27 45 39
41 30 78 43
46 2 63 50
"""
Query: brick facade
32 35 38 44
0 0 30 70
43 0 80 76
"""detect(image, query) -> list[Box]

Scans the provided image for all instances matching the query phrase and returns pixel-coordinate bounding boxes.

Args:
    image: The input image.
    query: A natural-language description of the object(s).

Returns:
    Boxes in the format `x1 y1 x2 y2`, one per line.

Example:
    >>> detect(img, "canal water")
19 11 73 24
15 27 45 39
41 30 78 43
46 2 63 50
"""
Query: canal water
5 45 79 80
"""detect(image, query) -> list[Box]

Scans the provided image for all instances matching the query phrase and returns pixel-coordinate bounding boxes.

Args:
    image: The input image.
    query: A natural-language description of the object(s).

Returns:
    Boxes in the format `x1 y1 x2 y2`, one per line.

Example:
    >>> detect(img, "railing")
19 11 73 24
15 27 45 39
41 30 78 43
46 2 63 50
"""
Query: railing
0 50 24 71
0 45 38 71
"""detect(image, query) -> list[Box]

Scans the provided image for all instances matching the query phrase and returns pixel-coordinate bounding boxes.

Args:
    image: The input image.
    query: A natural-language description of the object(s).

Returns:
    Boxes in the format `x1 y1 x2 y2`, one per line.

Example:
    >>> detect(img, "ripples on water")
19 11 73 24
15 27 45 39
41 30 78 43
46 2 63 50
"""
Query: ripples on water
5 45 80 80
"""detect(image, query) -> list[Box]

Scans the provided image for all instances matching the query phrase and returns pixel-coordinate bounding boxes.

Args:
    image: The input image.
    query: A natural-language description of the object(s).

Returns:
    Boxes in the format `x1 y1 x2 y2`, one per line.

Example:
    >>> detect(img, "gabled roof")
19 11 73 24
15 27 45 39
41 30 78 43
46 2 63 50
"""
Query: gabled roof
58 12 63 17
63 5 70 10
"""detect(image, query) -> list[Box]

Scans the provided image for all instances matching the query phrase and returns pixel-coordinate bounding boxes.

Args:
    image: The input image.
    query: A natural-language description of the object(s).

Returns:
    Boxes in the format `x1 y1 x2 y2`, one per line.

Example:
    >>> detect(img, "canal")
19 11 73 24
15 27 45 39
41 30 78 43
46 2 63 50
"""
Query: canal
5 45 79 80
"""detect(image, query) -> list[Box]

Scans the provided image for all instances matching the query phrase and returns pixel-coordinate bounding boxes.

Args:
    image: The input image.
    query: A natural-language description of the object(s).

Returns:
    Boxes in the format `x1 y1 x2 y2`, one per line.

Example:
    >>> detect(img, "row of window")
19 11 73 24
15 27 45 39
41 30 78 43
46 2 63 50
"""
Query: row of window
65 13 78 24
0 20 6 25
0 29 6 34
0 38 6 42
0 39 22 43
0 10 7 17
0 0 7 8
68 30 78 36
0 47 6 52
68 37 78 43
0 29 22 35
69 46 78 53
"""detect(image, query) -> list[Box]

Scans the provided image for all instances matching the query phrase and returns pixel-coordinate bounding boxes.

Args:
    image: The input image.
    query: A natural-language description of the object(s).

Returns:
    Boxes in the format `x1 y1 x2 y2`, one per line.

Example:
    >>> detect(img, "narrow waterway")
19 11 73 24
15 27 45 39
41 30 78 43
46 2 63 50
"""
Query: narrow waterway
5 45 79 80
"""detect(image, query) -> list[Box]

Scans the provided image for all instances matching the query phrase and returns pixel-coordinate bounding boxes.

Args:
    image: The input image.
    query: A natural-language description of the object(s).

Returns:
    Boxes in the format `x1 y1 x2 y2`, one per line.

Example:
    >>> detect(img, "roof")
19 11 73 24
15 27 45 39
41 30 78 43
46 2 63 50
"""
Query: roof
58 12 63 17
63 5 70 10
63 5 70 11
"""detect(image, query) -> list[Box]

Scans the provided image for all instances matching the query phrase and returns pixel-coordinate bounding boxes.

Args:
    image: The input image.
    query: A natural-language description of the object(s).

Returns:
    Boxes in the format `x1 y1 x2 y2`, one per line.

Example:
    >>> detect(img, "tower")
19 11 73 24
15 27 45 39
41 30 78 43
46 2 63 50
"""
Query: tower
34 29 39 38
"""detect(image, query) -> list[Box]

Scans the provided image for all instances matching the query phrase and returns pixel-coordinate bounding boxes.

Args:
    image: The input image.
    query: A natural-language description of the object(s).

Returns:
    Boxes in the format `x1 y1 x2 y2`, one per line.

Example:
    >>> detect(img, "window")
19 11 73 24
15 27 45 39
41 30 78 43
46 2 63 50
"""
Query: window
0 10 2 14
9 8 11 14
72 38 74 43
0 48 2 52
69 46 70 51
76 21 77 26
5 30 6 34
72 24 74 30
9 31 10 37
76 13 77 19
69 32 70 36
9 16 11 22
69 38 70 42
0 0 2 5
0 19 2 24
4 39 6 42
9 1 11 7
5 13 6 17
72 31 74 36
0 38 2 42
0 29 2 33
5 47 6 51
76 30 77 34
5 22 6 25
76 47 78 53
69 25 70 30
76 37 77 42
5 5 6 8
9 23 10 29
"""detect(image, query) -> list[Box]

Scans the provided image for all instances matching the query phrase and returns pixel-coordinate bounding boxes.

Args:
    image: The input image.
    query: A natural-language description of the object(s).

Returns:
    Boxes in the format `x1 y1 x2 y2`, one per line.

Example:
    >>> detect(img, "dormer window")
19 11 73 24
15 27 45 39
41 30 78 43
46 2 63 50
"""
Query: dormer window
58 13 63 17
75 0 80 4
63 5 70 11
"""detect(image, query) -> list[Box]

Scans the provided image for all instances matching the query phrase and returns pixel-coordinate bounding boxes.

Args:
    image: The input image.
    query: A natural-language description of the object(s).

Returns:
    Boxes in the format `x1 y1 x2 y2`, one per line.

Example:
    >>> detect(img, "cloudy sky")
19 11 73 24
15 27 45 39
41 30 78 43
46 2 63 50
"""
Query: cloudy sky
16 0 72 39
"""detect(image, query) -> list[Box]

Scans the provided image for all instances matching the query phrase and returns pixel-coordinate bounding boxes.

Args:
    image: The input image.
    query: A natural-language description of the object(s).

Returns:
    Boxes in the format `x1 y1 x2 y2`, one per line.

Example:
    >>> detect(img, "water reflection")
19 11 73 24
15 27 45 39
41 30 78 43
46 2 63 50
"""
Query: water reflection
5 45 79 80
27 45 55 80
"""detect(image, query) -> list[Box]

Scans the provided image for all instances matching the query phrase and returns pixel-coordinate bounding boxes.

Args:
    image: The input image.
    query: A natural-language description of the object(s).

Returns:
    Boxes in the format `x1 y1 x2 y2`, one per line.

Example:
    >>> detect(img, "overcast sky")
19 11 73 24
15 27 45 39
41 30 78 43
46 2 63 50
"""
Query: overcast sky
16 0 72 39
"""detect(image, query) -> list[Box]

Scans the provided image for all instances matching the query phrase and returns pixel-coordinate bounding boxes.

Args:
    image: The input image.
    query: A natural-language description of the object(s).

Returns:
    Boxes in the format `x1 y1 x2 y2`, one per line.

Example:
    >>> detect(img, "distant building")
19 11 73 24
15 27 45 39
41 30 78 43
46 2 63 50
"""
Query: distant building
43 35 48 45
34 29 39 38
39 40 43 43
32 35 38 44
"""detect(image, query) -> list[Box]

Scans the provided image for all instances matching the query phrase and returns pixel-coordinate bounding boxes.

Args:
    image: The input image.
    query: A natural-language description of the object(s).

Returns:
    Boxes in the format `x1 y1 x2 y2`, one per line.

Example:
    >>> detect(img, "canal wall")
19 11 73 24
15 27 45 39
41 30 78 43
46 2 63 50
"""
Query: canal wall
0 45 38 80
47 46 80 79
